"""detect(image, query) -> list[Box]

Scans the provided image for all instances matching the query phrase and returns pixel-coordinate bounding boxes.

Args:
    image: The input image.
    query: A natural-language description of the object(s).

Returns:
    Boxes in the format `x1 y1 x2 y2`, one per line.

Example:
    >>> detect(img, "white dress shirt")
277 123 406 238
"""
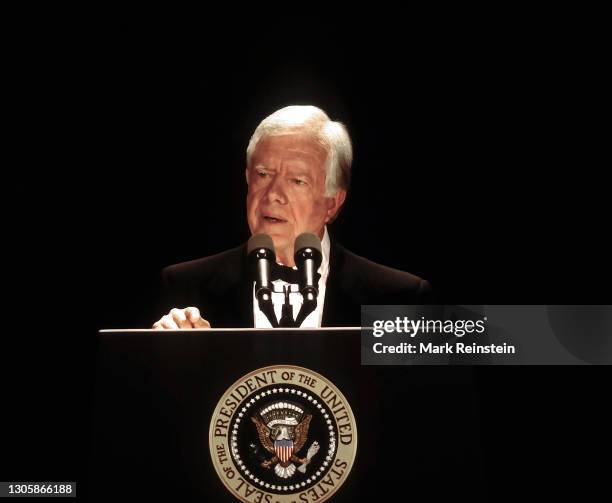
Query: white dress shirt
253 227 331 328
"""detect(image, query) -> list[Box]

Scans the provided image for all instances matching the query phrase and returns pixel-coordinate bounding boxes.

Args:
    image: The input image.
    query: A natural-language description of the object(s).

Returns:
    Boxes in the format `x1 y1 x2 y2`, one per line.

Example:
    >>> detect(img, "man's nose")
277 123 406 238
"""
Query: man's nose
265 175 288 204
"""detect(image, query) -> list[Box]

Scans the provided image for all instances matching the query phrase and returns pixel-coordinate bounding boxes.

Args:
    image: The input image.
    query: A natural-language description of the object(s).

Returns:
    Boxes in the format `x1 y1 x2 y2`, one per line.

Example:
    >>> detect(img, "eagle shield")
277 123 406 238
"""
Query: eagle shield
274 439 294 464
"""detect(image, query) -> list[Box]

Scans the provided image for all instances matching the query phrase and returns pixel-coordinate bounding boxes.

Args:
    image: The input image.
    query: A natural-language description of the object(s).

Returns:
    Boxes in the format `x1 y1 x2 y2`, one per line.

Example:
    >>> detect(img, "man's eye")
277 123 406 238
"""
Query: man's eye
256 170 268 178
292 178 307 186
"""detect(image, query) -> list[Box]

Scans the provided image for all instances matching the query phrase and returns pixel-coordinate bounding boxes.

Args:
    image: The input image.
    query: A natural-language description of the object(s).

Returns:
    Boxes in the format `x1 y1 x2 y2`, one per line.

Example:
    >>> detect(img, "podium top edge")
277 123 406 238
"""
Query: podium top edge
99 327 364 333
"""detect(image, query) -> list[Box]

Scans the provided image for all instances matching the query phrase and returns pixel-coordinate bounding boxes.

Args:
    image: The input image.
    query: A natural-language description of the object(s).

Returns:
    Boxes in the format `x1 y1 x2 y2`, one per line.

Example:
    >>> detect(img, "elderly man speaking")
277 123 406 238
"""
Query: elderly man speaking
154 105 431 329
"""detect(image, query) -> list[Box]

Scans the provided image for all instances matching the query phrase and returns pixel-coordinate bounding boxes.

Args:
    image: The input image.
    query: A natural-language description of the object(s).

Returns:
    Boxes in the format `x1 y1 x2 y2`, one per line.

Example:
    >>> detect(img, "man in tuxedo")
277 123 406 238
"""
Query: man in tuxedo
154 105 431 329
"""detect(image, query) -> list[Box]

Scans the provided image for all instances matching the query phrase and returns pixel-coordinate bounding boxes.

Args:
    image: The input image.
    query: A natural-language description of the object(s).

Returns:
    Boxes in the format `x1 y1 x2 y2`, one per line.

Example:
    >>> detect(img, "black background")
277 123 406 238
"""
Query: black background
3 11 610 501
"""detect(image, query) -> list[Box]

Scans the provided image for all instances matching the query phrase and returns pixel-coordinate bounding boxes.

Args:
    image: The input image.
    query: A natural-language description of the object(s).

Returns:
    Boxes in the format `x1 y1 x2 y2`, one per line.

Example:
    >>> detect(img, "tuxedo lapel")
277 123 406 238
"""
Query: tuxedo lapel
227 252 255 328
198 244 254 328
322 239 360 327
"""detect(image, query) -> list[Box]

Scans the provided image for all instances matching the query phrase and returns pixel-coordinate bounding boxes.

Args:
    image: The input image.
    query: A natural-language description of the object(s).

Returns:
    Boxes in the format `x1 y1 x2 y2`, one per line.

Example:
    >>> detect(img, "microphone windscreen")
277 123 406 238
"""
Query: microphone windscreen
294 233 322 253
247 233 275 255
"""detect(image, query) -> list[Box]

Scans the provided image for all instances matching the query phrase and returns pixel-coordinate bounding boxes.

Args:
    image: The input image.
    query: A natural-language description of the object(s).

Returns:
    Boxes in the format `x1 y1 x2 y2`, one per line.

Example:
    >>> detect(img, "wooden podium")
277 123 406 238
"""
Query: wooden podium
90 328 486 501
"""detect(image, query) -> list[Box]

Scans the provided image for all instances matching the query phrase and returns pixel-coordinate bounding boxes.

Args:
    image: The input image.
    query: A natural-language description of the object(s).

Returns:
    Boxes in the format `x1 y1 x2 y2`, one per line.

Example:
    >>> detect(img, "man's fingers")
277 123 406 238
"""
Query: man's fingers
184 306 210 328
192 316 211 328
160 314 179 329
185 307 201 323
152 307 211 330
185 307 210 328
171 308 192 328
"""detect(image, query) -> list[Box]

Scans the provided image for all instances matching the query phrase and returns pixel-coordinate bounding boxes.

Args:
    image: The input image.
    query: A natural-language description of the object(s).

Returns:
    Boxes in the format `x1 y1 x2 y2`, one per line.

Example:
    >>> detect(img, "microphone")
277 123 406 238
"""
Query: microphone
247 234 278 327
294 233 322 327
294 233 323 300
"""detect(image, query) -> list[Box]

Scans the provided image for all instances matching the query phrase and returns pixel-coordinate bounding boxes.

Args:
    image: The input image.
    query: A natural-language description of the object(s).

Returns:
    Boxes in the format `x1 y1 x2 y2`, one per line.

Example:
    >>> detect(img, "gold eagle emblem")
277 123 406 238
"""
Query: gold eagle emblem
251 401 319 479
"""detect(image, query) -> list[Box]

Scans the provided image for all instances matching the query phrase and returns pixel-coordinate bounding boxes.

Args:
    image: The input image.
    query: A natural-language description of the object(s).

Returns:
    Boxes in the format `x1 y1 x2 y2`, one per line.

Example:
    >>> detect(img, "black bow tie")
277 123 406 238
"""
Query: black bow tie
270 263 301 284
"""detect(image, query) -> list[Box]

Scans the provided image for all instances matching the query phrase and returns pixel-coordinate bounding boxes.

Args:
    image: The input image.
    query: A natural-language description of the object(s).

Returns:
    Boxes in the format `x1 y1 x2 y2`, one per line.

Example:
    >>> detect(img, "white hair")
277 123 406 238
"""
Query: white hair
246 105 353 196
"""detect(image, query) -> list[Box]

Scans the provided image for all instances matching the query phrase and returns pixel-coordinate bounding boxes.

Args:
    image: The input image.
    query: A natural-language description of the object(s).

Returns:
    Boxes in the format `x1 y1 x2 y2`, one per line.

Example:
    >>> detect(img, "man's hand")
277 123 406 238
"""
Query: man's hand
152 307 211 330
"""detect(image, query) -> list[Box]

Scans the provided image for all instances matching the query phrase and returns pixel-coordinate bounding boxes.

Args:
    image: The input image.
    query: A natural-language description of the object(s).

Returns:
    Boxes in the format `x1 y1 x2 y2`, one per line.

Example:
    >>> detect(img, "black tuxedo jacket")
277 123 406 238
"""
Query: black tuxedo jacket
160 240 432 327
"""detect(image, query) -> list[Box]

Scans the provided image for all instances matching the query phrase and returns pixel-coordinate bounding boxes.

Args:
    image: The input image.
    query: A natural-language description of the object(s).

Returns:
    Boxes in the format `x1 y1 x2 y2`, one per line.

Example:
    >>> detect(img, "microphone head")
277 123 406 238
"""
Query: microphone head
247 233 275 256
294 233 322 265
294 233 322 253
248 234 276 289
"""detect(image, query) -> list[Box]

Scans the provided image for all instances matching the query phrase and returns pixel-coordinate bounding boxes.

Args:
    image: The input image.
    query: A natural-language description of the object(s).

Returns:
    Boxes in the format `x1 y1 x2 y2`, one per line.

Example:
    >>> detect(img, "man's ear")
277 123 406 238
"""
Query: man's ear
325 189 347 223
245 168 249 185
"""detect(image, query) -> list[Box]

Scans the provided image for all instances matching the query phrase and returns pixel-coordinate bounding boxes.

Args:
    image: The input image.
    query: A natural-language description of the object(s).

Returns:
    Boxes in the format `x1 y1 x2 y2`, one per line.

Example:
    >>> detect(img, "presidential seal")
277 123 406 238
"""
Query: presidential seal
209 365 357 503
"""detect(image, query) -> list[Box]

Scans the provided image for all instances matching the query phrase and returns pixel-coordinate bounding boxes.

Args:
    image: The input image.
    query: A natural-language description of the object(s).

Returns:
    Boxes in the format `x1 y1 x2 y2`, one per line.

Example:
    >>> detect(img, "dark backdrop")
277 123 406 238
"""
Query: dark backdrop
3 13 610 501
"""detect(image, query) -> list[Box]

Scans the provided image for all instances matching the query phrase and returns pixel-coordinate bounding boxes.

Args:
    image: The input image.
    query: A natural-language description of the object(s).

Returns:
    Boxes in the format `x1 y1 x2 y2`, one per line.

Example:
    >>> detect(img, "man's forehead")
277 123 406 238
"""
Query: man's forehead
252 133 329 162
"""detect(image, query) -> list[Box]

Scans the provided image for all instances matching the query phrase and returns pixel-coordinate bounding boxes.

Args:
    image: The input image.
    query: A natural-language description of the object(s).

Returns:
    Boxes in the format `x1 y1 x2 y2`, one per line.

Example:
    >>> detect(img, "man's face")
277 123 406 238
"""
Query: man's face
246 132 346 264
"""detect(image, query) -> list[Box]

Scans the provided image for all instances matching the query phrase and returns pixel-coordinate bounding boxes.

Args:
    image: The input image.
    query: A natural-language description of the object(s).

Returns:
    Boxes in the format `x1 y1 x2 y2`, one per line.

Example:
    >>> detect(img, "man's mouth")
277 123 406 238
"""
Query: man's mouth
263 215 287 224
